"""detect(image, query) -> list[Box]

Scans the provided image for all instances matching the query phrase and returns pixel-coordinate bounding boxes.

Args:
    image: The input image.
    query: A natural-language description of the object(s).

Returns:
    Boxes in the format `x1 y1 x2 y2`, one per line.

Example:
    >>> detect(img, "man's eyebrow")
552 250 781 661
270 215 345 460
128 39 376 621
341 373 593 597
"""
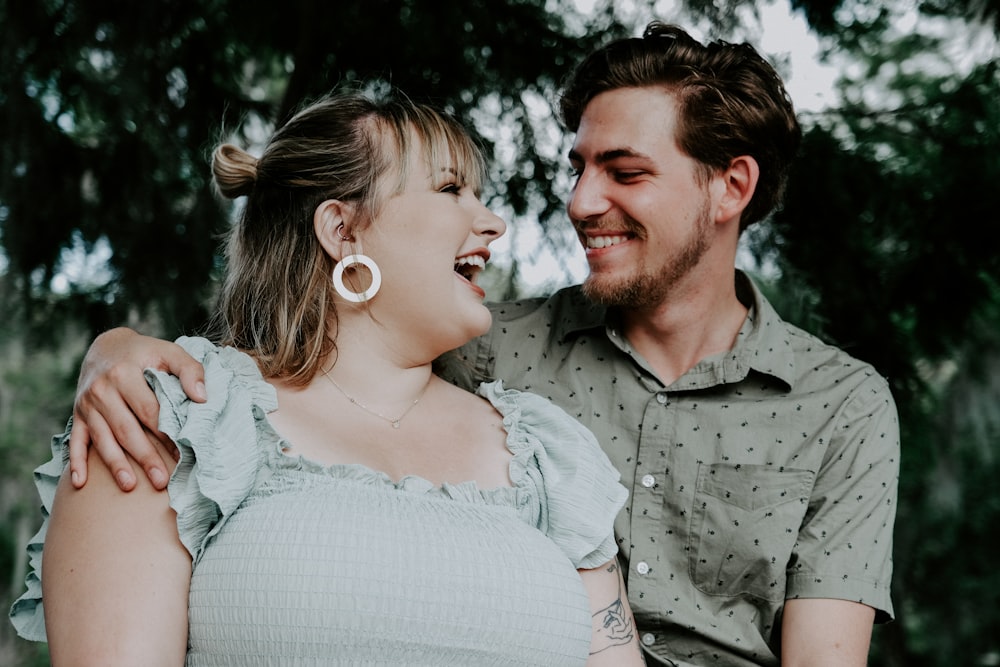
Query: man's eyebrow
566 147 652 164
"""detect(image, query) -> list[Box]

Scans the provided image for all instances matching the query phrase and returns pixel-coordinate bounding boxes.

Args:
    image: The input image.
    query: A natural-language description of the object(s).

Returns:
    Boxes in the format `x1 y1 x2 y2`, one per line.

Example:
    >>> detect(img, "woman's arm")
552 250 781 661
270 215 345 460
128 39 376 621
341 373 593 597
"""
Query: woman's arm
43 433 191 667
580 559 647 666
68 327 206 491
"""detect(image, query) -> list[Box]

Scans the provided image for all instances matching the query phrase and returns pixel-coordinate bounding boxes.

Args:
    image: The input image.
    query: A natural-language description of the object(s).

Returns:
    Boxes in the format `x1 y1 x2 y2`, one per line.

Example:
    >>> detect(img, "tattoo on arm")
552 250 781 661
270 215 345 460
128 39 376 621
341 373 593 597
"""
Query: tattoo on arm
590 562 636 655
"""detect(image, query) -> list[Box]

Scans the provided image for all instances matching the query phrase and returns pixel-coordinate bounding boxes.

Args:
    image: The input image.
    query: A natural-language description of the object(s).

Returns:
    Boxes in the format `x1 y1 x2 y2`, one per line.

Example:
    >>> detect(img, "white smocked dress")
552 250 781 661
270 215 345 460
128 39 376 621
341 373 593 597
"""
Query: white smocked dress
11 337 628 666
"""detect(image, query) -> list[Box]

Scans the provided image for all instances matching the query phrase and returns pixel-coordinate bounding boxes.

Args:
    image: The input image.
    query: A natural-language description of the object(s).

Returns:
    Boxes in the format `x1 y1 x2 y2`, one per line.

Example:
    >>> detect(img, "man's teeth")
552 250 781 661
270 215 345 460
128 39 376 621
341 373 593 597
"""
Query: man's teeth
455 255 486 269
586 235 628 249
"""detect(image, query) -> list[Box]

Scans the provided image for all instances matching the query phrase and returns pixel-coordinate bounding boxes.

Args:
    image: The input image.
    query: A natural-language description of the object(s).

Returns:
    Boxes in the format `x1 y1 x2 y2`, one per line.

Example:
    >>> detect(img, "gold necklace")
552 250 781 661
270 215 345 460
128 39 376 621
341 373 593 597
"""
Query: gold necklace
323 370 431 429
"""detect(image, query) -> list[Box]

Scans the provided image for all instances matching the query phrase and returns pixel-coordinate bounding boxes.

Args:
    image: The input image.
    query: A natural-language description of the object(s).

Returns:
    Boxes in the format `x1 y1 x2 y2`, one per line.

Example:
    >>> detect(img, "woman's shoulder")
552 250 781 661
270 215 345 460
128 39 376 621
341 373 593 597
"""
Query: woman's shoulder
151 337 279 563
151 336 277 419
477 380 627 569
477 380 608 462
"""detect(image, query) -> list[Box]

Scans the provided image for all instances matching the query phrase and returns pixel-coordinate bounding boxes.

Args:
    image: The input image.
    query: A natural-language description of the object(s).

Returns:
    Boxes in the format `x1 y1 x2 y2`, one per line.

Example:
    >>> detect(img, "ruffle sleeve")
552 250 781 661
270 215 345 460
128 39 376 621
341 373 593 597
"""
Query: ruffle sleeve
8 337 276 642
153 337 278 563
479 381 628 570
8 426 72 642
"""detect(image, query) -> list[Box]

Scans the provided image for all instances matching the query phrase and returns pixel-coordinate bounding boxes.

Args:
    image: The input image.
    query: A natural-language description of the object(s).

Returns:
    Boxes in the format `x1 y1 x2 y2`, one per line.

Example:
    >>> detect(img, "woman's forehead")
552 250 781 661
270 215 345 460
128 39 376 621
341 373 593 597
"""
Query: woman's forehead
378 121 482 191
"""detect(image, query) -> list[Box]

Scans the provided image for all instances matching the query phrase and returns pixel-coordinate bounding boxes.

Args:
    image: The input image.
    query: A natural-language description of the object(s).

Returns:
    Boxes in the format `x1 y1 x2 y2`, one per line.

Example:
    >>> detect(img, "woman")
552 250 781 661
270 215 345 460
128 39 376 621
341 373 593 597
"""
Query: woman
10 90 645 666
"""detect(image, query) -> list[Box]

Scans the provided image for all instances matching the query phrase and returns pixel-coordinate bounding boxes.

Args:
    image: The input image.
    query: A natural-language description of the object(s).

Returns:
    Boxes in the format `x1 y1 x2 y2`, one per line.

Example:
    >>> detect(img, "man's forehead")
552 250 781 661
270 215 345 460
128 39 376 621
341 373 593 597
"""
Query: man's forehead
570 88 676 161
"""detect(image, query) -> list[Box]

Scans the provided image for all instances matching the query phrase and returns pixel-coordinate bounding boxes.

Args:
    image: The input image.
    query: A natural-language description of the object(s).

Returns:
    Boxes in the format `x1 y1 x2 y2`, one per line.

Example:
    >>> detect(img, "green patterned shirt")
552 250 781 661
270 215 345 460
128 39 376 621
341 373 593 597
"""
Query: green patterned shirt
448 271 899 667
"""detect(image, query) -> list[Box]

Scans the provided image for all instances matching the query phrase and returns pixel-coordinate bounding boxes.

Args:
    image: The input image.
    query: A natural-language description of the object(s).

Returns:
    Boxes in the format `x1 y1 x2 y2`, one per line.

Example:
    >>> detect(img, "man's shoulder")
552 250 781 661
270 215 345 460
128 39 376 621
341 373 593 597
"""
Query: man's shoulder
486 285 606 343
487 284 589 321
744 276 890 396
776 316 893 400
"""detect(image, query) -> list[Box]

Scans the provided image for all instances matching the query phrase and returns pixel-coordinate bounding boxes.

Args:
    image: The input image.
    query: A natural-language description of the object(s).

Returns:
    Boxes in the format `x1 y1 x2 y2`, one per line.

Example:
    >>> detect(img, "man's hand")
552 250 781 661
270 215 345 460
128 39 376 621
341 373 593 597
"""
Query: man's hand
68 328 207 492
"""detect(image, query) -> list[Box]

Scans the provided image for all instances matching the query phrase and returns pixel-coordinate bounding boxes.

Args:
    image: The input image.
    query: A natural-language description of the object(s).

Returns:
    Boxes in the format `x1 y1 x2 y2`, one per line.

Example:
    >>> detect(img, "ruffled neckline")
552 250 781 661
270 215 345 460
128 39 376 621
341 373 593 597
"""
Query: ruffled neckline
248 379 537 507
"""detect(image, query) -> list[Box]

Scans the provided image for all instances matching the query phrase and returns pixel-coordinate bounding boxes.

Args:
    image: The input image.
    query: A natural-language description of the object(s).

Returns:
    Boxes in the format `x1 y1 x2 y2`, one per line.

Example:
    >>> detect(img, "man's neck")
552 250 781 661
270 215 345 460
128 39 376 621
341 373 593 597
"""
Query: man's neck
619 267 748 387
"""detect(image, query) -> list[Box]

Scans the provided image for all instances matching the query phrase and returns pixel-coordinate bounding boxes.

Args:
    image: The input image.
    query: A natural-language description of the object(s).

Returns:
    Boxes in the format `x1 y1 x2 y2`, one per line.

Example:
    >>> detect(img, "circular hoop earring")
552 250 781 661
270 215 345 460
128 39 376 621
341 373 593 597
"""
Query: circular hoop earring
332 254 382 303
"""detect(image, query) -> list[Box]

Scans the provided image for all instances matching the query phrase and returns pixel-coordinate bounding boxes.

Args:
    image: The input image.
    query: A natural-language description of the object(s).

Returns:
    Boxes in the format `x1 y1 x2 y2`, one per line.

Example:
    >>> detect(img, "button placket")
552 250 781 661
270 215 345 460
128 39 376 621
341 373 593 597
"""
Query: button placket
626 384 674 620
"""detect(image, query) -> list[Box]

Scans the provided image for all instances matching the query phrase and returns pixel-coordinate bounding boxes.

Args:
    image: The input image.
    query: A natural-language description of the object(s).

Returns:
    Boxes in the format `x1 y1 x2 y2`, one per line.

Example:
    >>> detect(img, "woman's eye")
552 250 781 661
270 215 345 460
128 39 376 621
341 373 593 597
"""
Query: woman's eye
439 183 462 195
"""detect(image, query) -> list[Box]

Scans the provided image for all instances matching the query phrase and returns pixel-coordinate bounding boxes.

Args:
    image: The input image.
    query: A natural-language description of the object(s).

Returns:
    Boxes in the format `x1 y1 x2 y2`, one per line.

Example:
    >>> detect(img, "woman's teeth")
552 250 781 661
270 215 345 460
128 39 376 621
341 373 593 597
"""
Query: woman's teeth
454 255 485 279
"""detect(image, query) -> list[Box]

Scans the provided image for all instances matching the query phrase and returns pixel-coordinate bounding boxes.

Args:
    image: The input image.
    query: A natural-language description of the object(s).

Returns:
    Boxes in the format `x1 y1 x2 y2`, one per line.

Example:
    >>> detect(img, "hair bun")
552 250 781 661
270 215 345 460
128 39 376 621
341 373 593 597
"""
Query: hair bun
212 143 259 199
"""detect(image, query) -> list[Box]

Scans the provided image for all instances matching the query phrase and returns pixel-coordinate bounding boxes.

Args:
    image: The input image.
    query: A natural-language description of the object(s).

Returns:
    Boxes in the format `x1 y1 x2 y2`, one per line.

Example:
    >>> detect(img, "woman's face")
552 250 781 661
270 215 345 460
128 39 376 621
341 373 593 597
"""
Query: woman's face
356 131 507 359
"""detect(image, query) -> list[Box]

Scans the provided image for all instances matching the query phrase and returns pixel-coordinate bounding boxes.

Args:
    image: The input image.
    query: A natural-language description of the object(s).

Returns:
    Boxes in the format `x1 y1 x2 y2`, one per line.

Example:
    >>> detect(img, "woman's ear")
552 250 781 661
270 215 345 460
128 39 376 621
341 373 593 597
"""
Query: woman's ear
715 155 760 225
314 199 355 262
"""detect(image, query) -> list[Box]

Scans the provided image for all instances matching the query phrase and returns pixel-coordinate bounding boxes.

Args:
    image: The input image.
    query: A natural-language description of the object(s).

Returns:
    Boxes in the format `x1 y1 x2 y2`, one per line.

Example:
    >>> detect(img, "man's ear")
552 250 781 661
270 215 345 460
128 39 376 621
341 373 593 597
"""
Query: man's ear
314 199 355 262
715 155 760 224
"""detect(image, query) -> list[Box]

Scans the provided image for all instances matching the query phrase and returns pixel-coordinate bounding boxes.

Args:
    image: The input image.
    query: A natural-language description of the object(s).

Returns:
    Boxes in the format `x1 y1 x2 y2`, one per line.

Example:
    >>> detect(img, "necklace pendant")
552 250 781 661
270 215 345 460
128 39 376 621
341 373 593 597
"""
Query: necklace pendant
323 369 430 431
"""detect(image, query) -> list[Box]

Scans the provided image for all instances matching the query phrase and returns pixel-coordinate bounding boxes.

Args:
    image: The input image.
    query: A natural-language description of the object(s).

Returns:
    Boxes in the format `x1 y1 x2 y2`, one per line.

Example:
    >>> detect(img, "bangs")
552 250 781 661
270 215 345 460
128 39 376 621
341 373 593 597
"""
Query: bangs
407 108 487 194
366 100 489 216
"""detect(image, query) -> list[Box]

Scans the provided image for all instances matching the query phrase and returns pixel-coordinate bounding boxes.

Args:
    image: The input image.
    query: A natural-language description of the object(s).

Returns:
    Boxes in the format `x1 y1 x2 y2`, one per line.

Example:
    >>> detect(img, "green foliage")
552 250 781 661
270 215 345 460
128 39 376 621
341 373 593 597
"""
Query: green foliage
791 0 1000 35
0 279 87 666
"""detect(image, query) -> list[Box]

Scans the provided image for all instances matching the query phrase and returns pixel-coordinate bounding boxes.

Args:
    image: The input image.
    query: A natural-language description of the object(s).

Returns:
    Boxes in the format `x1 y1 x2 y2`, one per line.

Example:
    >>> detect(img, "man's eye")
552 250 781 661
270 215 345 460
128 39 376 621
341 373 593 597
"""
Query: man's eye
615 171 643 182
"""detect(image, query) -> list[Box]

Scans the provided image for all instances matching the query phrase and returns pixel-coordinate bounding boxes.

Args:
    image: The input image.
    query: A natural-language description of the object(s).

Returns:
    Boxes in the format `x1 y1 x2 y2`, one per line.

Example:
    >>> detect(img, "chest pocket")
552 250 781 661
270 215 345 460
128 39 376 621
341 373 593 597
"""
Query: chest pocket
688 463 814 602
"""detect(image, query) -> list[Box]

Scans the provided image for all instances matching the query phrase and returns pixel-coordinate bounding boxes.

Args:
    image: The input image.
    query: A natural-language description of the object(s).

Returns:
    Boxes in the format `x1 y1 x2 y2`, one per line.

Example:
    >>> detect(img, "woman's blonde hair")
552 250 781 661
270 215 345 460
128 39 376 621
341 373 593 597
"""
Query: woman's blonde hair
206 89 487 385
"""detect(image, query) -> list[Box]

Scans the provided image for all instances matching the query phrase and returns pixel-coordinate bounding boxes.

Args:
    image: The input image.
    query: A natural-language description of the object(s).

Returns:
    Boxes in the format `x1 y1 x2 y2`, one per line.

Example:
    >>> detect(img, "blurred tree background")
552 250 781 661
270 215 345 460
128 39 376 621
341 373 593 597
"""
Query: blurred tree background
1 0 998 665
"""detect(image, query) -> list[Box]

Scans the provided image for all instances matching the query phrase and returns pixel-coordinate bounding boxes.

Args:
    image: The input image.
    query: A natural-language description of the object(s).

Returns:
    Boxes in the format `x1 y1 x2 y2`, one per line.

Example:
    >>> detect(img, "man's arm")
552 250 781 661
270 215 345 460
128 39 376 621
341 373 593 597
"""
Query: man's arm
69 327 206 491
781 598 875 666
782 373 899 665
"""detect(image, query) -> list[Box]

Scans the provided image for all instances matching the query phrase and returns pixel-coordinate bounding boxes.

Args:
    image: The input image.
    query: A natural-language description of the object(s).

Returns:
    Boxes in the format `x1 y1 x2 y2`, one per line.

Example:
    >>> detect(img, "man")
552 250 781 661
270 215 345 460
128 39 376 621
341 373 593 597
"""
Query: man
66 23 898 666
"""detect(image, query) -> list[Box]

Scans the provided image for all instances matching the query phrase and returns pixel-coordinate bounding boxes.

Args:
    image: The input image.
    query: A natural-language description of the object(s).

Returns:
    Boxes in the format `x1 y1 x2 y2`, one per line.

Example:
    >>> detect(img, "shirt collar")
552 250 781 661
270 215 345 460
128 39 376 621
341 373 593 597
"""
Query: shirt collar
554 271 796 391
714 271 796 390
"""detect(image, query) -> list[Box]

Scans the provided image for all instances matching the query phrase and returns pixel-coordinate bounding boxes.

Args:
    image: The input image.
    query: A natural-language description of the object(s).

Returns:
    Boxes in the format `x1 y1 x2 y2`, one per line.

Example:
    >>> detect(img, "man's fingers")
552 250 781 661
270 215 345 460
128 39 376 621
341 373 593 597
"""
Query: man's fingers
165 347 207 403
103 406 170 491
101 363 163 435
76 386 167 491
68 417 93 489
88 420 139 492
71 327 190 491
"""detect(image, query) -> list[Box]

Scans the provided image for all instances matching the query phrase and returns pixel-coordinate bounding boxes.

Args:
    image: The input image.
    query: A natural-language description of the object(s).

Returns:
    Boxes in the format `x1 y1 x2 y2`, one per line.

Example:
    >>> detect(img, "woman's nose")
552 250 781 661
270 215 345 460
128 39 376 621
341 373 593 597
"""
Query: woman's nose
473 202 507 242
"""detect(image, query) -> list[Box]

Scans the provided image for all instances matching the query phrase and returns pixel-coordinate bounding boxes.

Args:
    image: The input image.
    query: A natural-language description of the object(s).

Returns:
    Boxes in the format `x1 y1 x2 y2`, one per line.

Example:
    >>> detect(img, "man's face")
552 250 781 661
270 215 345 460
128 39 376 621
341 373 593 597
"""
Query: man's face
566 87 715 309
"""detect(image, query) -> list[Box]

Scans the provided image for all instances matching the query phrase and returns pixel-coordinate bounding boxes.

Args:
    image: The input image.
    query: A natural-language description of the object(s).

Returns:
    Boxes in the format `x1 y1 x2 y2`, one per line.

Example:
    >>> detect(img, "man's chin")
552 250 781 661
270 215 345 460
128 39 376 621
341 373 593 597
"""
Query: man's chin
582 276 630 306
583 274 663 309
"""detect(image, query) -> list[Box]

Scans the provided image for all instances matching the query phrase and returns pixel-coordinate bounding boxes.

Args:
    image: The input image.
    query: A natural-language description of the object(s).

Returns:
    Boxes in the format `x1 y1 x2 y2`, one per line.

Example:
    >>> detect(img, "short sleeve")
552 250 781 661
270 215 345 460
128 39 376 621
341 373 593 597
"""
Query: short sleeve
153 337 278 564
786 373 899 620
479 381 628 570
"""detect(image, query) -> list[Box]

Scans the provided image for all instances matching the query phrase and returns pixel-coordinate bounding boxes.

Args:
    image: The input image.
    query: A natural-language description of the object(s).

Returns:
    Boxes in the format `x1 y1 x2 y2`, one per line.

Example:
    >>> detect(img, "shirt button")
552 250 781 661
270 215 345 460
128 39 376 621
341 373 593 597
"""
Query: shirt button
642 633 656 646
656 392 668 404
641 474 655 488
636 561 650 575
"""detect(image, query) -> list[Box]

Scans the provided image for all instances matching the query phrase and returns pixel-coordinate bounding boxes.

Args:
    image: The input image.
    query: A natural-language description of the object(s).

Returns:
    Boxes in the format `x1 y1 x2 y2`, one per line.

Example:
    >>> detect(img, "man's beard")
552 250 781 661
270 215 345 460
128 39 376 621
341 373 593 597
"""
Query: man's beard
582 200 713 310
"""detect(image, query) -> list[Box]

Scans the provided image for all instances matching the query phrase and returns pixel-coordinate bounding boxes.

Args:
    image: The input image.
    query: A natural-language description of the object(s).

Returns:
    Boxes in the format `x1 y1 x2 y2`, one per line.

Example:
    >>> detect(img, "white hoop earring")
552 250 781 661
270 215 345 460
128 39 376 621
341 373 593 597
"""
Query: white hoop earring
332 254 382 303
